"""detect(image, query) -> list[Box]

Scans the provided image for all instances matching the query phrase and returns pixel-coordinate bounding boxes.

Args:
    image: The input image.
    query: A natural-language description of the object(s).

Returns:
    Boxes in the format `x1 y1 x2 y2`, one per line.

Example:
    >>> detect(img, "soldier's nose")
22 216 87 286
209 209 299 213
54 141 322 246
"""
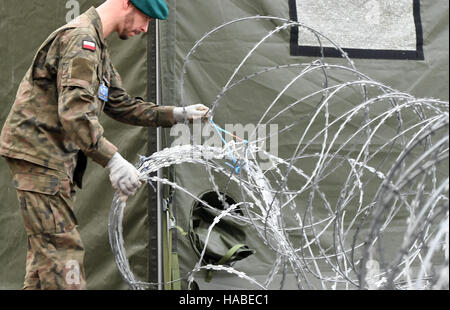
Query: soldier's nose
142 22 149 33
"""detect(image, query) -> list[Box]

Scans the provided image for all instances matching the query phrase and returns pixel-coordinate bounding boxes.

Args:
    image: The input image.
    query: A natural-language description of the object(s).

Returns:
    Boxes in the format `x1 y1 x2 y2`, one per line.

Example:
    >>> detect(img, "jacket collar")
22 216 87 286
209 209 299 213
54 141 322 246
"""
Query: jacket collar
85 6 106 47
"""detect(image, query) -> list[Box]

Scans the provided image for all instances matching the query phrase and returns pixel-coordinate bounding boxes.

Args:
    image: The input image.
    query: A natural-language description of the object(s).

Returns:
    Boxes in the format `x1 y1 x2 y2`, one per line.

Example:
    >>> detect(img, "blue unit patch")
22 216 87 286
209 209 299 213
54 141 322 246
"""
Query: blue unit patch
98 83 109 102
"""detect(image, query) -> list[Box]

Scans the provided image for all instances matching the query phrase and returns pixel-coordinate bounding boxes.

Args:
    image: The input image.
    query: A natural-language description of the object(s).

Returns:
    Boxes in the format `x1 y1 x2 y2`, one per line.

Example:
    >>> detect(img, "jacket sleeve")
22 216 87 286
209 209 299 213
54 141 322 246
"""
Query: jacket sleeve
57 31 117 167
103 62 175 128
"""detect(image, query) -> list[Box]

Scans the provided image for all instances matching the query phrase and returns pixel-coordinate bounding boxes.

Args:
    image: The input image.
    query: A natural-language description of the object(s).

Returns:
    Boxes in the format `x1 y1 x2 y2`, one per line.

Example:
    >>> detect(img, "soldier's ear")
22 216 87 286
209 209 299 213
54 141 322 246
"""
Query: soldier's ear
124 0 133 10
119 0 131 11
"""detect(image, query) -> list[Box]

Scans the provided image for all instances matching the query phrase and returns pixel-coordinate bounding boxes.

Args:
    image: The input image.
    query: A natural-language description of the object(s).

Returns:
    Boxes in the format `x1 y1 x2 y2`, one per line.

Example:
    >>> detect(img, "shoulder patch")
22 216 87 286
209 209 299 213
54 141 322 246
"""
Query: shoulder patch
82 40 96 52
70 57 95 85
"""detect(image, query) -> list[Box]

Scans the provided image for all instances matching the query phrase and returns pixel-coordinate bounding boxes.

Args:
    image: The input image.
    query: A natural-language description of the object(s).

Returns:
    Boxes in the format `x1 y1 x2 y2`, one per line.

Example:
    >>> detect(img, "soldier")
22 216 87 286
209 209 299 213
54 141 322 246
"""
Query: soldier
0 0 209 290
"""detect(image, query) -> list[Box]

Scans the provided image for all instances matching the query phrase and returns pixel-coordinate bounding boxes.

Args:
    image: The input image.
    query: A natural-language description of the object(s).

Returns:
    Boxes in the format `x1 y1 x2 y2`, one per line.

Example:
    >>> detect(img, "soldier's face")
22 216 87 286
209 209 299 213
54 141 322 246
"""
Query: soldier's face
118 7 151 40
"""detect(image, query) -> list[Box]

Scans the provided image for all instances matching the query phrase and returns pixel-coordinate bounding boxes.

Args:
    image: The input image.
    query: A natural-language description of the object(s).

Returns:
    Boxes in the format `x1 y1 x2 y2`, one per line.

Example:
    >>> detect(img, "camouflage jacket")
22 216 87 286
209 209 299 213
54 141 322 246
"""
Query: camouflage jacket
0 7 175 187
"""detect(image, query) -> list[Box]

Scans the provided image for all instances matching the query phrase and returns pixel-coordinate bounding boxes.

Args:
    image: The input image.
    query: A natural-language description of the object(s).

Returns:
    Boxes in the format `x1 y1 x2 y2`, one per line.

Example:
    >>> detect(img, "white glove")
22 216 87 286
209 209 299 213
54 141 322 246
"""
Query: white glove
107 152 142 198
173 104 211 123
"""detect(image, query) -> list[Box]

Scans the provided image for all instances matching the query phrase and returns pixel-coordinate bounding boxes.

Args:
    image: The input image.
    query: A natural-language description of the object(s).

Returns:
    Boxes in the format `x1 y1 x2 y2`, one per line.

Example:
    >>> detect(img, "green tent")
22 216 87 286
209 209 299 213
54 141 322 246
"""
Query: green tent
0 0 448 290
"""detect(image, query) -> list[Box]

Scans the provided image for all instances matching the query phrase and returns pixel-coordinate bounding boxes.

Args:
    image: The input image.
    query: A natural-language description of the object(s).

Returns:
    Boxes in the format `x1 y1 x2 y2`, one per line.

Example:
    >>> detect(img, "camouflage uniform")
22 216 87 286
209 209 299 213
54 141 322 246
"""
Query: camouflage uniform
0 7 175 289
6 157 85 290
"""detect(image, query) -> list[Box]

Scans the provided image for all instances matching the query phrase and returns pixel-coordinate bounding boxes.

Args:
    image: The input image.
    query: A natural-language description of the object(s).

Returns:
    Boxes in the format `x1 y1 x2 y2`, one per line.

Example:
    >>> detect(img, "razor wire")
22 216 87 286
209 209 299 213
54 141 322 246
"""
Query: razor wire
109 16 449 290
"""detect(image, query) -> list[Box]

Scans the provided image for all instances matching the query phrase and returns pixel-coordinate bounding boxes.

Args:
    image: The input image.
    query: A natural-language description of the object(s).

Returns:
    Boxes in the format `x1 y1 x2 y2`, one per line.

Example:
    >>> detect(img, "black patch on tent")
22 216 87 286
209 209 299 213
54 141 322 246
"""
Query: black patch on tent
189 191 254 268
289 0 424 60
195 191 243 215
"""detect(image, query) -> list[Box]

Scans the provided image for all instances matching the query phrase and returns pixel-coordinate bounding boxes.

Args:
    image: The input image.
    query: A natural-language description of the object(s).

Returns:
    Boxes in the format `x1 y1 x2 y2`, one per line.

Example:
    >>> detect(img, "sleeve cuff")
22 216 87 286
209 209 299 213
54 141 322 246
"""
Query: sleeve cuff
157 106 175 127
87 137 118 167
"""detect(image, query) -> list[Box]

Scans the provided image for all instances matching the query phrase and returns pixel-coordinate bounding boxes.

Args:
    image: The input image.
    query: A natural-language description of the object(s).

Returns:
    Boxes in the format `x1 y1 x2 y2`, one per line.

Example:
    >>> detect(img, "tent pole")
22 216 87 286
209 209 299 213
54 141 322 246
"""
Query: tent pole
146 19 163 290
155 19 164 291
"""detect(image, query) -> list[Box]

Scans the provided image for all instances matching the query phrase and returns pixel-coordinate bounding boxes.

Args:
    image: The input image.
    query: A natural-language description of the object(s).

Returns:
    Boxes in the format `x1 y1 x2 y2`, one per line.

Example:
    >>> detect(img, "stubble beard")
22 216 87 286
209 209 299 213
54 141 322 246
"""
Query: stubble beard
119 12 135 40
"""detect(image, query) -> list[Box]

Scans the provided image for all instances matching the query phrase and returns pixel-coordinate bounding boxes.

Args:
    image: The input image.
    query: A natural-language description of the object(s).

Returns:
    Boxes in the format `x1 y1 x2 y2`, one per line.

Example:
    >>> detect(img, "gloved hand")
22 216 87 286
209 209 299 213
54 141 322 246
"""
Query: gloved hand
173 104 211 123
107 152 142 199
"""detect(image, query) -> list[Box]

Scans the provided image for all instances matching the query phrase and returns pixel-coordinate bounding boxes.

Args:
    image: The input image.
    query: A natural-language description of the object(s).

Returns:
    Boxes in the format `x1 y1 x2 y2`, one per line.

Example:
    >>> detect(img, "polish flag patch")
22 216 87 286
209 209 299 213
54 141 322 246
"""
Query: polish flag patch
82 40 96 51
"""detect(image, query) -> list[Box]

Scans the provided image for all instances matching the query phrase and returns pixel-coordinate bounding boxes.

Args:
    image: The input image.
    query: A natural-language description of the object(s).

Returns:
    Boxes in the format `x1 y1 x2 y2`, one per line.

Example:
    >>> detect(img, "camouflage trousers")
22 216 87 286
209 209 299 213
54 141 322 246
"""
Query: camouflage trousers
6 157 86 290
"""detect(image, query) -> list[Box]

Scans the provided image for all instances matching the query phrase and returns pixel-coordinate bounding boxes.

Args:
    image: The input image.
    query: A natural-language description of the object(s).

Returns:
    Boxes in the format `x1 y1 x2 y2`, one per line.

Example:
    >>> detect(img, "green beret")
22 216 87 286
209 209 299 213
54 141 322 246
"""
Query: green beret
130 0 169 20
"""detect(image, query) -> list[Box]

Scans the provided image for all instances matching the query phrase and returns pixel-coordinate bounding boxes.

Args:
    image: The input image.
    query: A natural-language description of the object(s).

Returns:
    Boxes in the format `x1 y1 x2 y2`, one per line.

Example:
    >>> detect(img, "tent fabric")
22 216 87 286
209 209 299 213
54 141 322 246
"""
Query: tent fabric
0 0 153 289
0 0 448 290
290 0 425 60
159 0 448 289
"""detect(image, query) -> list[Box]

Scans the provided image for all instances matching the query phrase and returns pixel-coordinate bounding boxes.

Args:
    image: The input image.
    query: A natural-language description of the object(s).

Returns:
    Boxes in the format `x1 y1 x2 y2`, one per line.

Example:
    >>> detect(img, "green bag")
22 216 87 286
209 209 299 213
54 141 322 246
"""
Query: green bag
189 191 255 282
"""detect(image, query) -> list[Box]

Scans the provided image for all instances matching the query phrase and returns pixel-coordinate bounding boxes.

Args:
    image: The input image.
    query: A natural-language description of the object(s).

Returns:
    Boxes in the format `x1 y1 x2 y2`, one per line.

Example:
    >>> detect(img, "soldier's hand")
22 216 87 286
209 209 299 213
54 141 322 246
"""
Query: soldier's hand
173 104 211 123
107 152 142 198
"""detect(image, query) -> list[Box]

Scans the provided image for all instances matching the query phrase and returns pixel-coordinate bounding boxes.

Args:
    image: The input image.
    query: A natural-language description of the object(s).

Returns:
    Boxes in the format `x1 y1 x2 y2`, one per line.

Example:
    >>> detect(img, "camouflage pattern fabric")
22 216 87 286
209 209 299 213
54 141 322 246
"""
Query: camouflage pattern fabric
0 7 176 289
6 157 86 290
0 7 175 186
